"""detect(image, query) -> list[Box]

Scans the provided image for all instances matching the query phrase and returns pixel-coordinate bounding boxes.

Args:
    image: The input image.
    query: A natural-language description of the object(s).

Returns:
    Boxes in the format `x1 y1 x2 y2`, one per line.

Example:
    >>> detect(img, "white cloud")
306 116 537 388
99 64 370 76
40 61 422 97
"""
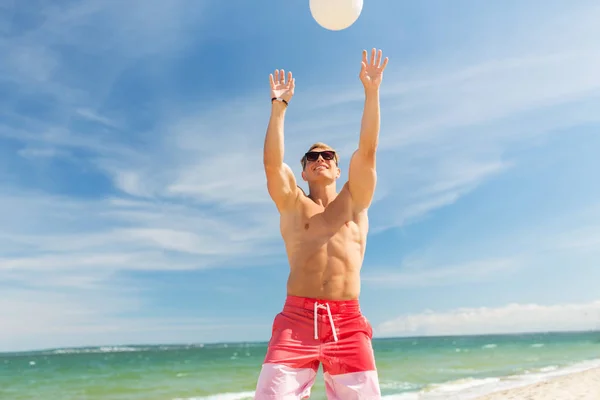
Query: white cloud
17 147 71 159
166 149 271 206
376 300 600 337
0 287 264 352
382 50 600 149
304 6 600 232
371 160 512 231
1 1 600 352
3 0 599 236
112 170 156 198
554 225 600 253
76 108 120 129
363 258 522 288
0 190 281 274
364 203 600 300
4 44 59 82
366 45 600 229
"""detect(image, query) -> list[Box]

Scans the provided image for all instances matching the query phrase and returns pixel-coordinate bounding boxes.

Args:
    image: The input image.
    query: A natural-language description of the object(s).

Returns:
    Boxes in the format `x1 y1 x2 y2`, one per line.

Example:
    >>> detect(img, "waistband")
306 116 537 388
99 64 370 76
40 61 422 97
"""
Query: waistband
283 295 361 314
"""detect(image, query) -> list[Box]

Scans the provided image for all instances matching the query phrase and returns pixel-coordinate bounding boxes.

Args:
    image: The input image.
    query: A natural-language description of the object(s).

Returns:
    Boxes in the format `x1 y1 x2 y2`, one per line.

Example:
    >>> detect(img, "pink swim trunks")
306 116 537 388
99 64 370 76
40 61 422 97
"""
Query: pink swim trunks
254 295 381 399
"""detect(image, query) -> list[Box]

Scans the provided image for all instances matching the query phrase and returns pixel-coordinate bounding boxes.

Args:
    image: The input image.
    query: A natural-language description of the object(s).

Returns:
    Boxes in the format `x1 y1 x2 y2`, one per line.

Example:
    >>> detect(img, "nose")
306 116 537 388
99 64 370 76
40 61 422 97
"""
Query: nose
314 155 328 166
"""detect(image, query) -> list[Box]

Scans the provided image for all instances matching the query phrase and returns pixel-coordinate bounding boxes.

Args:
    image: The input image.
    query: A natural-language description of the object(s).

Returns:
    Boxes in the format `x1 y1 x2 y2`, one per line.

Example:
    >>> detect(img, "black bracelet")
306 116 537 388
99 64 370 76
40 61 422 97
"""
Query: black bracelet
271 97 288 106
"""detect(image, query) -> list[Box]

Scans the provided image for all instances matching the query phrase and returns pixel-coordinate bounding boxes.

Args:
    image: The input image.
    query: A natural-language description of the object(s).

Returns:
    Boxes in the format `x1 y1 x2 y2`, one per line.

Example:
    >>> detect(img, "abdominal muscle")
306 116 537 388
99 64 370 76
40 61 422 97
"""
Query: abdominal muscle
281 193 368 301
286 246 363 300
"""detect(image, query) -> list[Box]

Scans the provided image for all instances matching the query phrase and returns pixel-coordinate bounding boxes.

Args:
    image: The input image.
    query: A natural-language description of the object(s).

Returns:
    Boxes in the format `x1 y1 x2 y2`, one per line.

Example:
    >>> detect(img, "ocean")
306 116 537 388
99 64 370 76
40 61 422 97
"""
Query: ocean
1 331 599 399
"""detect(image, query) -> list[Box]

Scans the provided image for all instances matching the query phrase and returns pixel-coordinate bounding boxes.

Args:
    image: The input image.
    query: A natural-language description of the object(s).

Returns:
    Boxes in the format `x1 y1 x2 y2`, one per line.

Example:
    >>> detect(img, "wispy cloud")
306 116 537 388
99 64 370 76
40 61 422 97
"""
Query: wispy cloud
376 300 600 337
17 147 71 160
371 159 512 231
363 258 522 288
364 202 600 294
76 108 120 129
0 191 280 272
1 1 599 351
0 286 264 352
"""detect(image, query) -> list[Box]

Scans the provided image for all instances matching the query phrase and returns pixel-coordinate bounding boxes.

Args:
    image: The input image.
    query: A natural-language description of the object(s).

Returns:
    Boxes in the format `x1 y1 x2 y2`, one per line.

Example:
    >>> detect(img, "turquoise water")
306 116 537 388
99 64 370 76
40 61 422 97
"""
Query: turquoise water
1 331 599 399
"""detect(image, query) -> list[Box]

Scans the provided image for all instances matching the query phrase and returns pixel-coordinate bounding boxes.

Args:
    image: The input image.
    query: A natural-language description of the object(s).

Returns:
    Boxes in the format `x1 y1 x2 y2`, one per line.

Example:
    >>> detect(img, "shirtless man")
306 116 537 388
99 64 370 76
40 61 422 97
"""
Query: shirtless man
255 48 389 400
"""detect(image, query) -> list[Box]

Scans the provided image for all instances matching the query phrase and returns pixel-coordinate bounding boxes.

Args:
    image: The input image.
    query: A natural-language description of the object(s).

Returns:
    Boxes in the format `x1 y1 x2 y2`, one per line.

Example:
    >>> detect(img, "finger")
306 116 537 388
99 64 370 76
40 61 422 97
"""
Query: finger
362 49 368 64
381 57 389 71
269 74 275 87
375 49 382 67
290 78 295 89
371 48 376 65
274 69 280 84
280 69 286 84
287 71 293 86
359 61 367 78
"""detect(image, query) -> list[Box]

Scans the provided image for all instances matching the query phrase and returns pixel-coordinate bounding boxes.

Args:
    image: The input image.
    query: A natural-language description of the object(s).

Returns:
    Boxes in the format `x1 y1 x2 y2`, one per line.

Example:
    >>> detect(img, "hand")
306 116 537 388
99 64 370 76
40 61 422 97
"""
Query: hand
269 69 295 103
359 48 389 91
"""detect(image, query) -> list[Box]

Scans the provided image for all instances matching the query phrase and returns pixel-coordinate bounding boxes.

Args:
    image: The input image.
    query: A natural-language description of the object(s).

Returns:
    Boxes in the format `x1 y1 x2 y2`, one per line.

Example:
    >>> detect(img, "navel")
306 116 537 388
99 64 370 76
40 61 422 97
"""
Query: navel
304 223 310 230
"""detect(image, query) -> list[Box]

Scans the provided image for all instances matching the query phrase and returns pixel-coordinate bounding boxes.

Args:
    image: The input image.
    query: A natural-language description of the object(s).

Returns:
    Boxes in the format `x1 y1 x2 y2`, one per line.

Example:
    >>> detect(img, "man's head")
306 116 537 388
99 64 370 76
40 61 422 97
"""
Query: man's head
300 142 340 184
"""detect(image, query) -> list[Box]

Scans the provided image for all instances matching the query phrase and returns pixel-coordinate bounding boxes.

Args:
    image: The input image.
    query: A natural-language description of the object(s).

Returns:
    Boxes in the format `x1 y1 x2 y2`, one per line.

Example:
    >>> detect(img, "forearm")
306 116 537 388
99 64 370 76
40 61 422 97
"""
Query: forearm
358 88 380 154
263 102 288 167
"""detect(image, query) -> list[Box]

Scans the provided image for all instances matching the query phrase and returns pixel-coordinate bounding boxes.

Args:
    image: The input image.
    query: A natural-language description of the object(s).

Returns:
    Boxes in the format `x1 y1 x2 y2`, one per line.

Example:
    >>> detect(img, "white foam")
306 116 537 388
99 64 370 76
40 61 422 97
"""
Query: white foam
481 344 497 349
176 359 600 400
380 381 418 391
429 377 501 393
538 365 558 372
382 393 421 400
50 346 144 354
174 392 255 400
382 358 600 400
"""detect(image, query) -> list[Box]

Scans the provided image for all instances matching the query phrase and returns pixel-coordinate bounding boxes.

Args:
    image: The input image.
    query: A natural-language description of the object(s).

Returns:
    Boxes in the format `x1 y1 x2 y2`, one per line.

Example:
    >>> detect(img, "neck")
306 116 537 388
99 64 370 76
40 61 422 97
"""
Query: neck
307 181 337 206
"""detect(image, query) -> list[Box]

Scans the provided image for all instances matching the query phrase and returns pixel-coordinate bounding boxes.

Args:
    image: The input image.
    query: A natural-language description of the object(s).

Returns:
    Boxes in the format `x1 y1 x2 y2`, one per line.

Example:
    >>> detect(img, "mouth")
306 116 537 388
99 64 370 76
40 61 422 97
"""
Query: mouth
313 165 328 172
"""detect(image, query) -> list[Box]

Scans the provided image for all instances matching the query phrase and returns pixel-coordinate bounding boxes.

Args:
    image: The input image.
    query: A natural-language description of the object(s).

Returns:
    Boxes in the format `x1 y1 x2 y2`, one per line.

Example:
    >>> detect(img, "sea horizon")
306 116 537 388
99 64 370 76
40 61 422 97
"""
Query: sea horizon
3 328 599 355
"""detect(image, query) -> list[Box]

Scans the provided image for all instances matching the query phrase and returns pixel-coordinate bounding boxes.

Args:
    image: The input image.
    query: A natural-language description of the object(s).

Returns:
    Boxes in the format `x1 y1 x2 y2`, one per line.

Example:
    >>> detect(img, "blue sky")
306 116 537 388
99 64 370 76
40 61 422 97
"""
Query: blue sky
1 0 600 352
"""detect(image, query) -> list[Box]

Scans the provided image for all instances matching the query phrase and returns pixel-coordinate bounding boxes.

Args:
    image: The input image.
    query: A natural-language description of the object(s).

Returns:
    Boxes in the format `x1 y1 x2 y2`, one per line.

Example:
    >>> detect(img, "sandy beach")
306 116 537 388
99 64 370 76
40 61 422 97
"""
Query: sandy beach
476 367 600 400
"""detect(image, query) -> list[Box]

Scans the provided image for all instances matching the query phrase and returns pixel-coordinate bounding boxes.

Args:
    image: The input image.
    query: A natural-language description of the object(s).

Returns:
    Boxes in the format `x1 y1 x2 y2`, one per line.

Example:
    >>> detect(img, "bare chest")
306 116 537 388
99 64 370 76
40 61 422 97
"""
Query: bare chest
280 195 367 247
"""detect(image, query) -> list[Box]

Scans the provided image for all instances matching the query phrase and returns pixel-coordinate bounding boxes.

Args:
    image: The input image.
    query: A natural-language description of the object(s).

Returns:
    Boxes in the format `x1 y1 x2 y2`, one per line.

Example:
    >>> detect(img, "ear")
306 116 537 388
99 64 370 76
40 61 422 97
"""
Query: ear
301 170 308 181
335 166 341 179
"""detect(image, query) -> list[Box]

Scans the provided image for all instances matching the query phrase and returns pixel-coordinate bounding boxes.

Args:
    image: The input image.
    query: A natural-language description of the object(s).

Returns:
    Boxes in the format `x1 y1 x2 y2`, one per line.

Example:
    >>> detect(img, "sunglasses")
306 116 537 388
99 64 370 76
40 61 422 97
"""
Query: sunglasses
304 150 336 163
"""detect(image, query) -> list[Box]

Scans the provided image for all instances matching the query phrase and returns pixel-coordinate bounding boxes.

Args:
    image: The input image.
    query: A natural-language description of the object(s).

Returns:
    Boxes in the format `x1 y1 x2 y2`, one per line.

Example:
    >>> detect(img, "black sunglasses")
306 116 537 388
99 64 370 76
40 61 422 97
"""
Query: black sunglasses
304 150 336 163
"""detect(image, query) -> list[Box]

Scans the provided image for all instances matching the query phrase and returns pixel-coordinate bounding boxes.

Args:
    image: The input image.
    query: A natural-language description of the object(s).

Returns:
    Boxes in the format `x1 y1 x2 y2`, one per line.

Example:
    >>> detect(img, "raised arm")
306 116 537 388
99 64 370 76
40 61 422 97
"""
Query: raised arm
348 48 389 212
264 69 298 212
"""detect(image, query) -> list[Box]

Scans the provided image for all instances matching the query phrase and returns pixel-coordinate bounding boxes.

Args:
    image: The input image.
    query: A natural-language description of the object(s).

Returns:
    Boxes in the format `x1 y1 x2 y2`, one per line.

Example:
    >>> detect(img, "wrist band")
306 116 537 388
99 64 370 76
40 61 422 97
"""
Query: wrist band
271 97 288 106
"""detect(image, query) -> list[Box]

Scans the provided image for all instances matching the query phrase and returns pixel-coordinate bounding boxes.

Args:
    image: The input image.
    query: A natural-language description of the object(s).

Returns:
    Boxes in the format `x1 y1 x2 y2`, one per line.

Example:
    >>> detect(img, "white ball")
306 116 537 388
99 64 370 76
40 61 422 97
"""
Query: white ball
309 0 364 31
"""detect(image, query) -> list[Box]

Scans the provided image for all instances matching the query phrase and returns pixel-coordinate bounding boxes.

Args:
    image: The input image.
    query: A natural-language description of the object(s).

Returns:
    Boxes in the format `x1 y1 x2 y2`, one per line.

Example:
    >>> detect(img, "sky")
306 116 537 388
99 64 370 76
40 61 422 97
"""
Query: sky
1 0 600 353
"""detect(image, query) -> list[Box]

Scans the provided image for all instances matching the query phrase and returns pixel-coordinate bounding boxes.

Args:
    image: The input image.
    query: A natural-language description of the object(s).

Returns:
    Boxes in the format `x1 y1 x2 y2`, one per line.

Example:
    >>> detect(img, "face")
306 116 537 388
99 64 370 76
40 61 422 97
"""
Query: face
301 148 340 183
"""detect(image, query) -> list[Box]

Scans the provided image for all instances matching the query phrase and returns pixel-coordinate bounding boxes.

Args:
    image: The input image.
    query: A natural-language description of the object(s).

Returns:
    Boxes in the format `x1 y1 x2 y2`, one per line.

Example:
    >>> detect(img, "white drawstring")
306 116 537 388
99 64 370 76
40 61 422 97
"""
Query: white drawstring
314 302 338 342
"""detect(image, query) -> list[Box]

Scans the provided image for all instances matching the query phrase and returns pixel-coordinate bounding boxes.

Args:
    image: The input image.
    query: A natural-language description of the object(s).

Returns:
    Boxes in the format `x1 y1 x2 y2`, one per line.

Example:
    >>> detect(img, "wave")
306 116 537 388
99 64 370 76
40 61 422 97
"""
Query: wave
49 346 146 354
181 359 600 400
38 344 210 355
29 342 267 356
173 392 255 400
481 343 497 349
380 358 600 399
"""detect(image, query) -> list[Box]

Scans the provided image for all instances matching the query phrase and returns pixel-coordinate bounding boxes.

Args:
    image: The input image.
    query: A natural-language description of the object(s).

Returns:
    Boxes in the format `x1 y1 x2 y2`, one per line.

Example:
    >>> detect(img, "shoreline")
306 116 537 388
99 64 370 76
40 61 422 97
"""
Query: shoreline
384 358 600 399
474 366 600 400
3 338 599 399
